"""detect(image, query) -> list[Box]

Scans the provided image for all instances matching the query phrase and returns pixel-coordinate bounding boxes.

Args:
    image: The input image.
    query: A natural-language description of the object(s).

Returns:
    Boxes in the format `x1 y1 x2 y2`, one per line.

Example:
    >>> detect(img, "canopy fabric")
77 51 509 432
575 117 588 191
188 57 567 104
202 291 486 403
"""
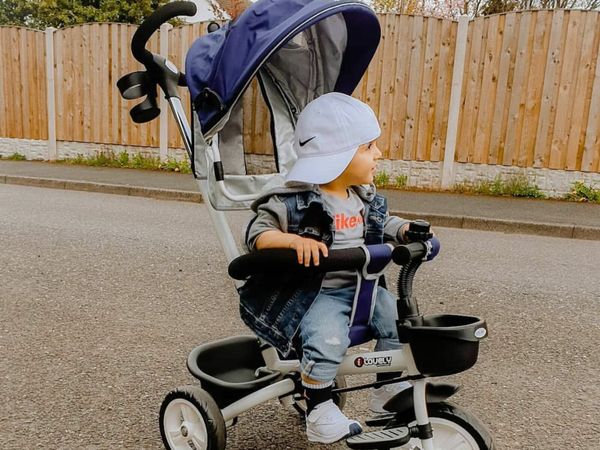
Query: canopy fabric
185 0 381 135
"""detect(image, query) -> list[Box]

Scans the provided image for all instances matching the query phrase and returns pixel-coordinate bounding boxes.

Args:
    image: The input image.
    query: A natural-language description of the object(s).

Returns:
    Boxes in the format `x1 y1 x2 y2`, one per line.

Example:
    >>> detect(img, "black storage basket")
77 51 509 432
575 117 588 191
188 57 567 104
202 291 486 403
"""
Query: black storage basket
398 314 488 377
187 335 282 408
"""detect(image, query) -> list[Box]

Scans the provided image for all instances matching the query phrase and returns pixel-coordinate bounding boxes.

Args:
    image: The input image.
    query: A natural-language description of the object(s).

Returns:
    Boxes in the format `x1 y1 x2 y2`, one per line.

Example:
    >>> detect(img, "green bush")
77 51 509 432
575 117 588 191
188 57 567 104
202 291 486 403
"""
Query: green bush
5 152 27 161
395 174 408 188
565 181 600 203
455 174 545 199
373 171 390 188
160 157 192 174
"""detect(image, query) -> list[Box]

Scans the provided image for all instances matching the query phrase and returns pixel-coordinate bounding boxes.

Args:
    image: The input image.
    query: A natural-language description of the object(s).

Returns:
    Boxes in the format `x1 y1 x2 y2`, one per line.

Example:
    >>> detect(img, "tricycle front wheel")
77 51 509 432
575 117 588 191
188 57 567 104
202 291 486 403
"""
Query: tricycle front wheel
159 385 226 450
389 402 494 449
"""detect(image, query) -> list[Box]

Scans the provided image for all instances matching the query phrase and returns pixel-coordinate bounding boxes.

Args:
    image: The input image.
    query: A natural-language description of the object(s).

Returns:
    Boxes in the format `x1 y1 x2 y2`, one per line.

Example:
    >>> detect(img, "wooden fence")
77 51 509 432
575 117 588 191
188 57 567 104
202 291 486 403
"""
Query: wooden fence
0 10 599 173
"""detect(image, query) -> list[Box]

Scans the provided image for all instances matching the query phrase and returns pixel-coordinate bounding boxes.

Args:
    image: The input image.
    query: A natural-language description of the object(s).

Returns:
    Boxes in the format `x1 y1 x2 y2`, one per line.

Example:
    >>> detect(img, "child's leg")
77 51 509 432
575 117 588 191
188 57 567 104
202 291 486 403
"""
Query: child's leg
370 286 402 352
298 288 362 443
298 287 353 400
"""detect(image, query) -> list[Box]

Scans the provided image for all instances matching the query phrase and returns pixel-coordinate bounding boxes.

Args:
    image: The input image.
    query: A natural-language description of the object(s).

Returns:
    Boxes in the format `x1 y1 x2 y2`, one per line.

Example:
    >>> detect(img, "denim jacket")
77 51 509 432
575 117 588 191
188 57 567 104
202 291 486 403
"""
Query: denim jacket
238 184 405 356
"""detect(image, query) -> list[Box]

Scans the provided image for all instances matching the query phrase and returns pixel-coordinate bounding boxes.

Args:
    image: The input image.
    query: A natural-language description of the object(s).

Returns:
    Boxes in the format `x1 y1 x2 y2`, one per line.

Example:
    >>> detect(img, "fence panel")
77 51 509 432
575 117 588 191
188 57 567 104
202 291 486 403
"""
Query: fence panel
54 23 160 148
0 27 47 140
456 10 600 171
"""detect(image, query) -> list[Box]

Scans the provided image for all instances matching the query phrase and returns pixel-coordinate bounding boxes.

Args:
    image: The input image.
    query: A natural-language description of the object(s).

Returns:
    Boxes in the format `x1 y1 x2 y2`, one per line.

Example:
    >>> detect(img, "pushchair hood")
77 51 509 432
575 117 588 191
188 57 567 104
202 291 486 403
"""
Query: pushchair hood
185 0 381 135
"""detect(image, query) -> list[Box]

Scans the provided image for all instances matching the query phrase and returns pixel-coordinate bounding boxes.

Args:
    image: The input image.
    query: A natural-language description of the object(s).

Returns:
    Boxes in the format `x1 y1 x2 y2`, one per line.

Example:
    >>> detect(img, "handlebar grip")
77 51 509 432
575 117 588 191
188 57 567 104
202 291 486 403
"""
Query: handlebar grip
228 247 366 280
392 242 428 265
131 1 197 65
392 237 441 265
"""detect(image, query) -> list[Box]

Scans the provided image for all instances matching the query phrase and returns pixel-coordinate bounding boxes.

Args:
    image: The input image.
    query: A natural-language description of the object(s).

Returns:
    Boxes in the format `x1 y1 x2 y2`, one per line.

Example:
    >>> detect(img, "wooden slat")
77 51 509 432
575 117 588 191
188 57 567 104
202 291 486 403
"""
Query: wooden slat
10 29 23 138
118 25 127 145
0 29 5 137
242 82 254 153
516 16 539 168
567 11 599 171
535 10 565 169
416 18 437 161
581 13 600 172
520 11 550 168
489 12 515 165
404 16 424 160
474 14 500 164
4 29 14 137
19 30 31 138
389 14 412 160
378 14 399 159
504 12 532 166
31 29 43 139
110 24 119 144
551 11 583 169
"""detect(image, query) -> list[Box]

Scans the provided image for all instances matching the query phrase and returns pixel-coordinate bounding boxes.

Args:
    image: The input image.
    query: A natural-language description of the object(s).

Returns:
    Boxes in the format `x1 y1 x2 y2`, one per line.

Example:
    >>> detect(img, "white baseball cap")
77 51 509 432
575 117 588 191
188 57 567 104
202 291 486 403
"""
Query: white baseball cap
285 92 381 184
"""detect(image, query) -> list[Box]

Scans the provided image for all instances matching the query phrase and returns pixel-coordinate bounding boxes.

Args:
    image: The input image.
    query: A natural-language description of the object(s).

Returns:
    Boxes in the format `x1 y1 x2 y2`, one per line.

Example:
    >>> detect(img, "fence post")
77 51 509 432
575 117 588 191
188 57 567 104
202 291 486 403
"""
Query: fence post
441 15 469 189
159 23 172 163
45 27 57 160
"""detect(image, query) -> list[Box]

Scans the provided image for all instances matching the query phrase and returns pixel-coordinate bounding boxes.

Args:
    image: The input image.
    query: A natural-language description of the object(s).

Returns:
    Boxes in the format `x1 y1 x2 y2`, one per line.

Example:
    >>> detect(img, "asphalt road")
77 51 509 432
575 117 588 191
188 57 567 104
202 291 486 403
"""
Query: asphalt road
1 184 599 450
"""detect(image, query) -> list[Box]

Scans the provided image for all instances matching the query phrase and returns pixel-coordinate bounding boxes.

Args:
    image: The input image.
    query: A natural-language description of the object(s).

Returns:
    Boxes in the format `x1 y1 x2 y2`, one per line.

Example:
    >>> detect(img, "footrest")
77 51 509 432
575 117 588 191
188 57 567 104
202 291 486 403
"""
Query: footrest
346 427 410 449
364 412 396 427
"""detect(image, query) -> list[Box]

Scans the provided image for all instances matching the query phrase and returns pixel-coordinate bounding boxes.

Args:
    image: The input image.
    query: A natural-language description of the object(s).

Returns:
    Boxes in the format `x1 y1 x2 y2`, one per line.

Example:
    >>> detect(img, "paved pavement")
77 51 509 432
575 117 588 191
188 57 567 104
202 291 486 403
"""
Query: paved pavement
1 160 598 239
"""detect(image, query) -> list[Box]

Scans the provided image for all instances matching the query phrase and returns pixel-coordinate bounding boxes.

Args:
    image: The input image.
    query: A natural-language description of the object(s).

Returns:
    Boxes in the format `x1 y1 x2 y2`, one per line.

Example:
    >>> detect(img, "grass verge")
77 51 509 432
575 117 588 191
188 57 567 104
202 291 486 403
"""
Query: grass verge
454 174 545 199
0 152 27 161
55 151 192 174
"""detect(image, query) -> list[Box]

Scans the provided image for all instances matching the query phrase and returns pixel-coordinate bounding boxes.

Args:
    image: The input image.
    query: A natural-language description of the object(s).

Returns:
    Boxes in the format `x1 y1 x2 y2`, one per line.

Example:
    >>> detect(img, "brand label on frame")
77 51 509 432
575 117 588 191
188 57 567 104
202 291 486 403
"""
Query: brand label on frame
354 355 393 368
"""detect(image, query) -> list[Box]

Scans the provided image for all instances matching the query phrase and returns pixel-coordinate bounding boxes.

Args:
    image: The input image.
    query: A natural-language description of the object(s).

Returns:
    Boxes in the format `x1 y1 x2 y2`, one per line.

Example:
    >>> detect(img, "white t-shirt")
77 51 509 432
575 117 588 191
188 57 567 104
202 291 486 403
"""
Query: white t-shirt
320 189 364 289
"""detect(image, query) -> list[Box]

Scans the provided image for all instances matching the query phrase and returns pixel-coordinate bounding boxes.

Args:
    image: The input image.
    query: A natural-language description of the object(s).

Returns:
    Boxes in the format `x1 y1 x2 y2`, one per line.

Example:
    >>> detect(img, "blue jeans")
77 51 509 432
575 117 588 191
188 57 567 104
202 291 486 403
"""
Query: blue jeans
298 285 402 383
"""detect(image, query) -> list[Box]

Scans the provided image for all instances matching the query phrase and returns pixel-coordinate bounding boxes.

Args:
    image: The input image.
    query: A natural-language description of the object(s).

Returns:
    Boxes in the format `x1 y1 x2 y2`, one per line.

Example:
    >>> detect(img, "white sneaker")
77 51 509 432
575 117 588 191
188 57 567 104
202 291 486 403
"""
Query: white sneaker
306 400 363 444
368 381 412 413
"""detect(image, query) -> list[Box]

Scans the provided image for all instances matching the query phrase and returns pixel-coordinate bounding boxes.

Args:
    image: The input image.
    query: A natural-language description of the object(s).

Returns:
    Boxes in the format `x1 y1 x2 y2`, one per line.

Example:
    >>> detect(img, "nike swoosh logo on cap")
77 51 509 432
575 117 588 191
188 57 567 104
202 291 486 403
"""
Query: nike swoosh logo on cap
299 136 317 147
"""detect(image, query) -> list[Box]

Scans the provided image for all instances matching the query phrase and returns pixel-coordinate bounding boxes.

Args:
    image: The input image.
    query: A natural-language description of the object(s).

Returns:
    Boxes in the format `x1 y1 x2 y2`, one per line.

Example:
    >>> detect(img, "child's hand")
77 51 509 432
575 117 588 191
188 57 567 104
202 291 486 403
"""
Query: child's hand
289 236 328 267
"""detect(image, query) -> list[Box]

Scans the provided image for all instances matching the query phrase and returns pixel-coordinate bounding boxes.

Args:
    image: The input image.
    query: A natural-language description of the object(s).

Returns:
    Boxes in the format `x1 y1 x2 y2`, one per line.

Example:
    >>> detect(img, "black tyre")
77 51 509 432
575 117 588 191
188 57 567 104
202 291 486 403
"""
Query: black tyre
159 385 226 450
389 401 494 449
291 375 348 418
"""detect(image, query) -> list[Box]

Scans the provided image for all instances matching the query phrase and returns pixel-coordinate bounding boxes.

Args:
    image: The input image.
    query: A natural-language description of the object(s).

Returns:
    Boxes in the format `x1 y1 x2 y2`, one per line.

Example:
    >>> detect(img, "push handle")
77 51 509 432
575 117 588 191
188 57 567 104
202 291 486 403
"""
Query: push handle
131 1 197 66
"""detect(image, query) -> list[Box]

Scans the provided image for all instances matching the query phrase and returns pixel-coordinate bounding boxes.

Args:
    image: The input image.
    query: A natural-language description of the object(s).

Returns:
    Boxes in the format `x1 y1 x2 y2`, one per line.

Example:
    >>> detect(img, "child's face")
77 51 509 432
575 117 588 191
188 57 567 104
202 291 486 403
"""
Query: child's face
340 140 382 186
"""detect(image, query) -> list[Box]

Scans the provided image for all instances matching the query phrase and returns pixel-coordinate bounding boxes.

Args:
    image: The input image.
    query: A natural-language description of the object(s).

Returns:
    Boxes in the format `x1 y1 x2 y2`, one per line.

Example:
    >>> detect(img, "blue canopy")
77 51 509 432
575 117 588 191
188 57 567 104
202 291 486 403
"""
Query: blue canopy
185 0 381 134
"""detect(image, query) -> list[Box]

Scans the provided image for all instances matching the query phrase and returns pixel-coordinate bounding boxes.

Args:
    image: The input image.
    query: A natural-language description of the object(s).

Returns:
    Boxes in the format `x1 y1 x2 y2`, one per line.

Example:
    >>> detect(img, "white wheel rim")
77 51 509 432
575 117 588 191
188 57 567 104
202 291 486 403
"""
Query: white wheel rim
163 398 209 450
396 417 480 450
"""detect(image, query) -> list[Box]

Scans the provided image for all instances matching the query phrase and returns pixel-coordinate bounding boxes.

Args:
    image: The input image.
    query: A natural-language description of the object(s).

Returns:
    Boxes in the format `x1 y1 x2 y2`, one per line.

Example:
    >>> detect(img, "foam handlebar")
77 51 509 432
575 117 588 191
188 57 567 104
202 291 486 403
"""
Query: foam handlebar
228 247 366 280
228 238 441 280
131 1 197 65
